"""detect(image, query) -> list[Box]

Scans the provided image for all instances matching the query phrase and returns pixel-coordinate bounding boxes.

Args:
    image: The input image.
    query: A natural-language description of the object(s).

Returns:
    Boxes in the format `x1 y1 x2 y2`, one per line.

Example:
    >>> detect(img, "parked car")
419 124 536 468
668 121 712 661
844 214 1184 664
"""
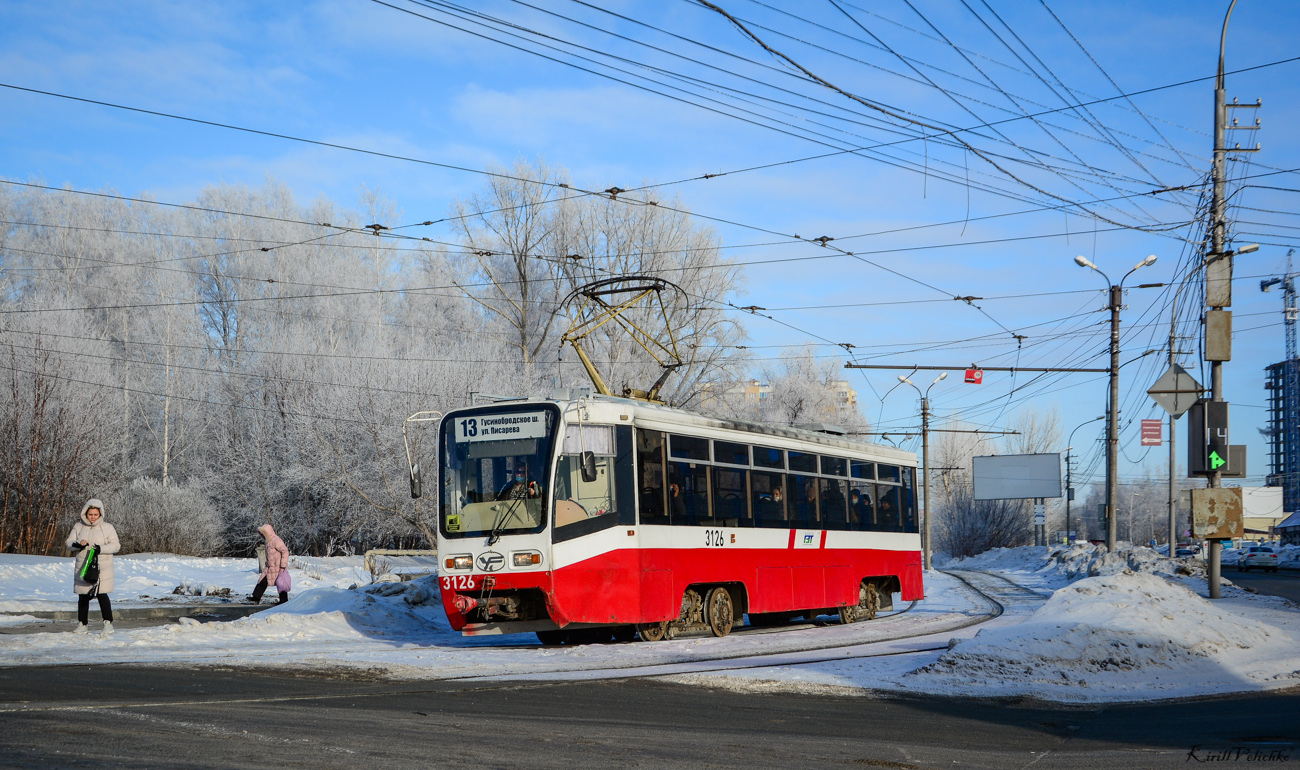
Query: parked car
1238 546 1280 573
1174 546 1199 558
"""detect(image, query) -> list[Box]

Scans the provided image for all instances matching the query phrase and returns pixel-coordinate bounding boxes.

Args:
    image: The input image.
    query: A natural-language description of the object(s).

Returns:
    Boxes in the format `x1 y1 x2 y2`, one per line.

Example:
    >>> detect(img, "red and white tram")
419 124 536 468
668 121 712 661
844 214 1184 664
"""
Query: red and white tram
436 393 924 643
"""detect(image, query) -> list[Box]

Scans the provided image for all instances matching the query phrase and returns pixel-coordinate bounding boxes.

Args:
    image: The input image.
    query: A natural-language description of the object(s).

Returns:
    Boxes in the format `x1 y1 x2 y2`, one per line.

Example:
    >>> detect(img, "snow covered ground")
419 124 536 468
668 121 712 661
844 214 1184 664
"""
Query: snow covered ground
0 552 368 612
2 546 1298 704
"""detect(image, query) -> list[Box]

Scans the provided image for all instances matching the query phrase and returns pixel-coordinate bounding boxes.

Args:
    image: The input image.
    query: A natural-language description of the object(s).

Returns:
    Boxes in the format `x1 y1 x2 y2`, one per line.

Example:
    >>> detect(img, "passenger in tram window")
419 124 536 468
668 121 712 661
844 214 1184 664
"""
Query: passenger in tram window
771 487 783 506
790 476 817 526
668 482 686 521
819 478 848 530
849 489 862 526
877 489 899 529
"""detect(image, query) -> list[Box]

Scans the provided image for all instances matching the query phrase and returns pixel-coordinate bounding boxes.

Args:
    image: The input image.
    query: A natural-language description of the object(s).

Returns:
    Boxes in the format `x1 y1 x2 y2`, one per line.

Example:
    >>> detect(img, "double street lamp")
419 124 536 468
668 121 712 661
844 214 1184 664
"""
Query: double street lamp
899 371 947 570
1074 253 1158 551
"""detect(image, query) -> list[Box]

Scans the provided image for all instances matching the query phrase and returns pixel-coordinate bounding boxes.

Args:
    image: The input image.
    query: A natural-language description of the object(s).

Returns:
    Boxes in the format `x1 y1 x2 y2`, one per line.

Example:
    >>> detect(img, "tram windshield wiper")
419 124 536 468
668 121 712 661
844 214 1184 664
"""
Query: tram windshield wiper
487 496 525 546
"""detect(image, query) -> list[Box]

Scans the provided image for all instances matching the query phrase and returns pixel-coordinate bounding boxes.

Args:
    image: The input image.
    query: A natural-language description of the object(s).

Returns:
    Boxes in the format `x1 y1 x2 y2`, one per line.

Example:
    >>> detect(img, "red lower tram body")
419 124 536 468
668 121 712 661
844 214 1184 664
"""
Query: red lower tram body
440 528 923 634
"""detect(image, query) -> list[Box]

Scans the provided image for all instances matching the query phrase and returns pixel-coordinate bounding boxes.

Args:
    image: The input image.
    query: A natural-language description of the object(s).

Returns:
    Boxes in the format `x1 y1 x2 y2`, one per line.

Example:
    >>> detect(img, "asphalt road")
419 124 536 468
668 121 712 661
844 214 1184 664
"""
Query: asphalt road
1228 568 1300 604
0 666 1296 769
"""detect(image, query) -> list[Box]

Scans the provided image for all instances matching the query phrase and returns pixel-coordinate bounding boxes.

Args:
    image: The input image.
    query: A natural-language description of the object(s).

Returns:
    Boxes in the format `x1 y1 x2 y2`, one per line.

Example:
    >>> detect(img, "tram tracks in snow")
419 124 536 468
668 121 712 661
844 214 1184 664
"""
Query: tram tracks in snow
439 569 1043 683
1 571 1043 686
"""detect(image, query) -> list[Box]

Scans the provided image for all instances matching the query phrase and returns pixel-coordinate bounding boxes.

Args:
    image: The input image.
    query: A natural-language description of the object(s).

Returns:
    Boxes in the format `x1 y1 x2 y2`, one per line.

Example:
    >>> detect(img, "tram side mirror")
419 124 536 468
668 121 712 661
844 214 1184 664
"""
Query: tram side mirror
580 451 598 483
409 463 422 499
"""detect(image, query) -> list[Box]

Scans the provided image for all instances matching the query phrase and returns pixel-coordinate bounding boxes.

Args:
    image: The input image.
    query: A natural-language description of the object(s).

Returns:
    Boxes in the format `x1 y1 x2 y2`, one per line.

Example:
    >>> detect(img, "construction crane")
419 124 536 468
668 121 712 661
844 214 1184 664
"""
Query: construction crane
1261 249 1298 513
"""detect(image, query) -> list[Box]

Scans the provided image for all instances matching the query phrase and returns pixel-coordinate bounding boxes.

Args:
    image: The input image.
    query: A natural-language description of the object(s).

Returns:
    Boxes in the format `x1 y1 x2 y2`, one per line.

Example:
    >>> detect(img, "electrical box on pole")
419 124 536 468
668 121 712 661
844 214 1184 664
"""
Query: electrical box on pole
1205 310 1233 361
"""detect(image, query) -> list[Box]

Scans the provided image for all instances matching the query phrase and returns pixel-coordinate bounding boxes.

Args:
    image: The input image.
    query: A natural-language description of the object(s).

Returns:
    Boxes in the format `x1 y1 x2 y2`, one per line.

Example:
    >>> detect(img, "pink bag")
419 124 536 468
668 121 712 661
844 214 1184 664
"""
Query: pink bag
274 569 291 593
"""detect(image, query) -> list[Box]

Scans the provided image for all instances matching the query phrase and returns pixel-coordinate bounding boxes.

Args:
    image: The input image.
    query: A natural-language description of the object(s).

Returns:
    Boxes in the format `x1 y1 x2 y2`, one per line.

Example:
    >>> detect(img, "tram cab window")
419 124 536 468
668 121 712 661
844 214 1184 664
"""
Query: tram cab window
849 481 874 530
820 456 847 477
750 471 785 527
637 429 667 525
714 440 750 466
850 460 875 480
788 474 818 527
754 446 785 469
788 451 817 474
712 466 750 527
876 484 901 530
668 462 709 526
553 425 635 542
669 435 710 462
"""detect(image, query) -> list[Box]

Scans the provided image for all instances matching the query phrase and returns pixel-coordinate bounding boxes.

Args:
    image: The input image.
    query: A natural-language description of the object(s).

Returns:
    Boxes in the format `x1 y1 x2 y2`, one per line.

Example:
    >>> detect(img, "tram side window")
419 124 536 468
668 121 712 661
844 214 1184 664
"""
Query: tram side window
849 481 875 531
637 429 667 526
754 446 784 469
788 474 818 527
877 464 900 483
750 470 785 528
820 456 847 477
553 425 633 541
900 467 917 533
714 440 750 466
712 466 750 527
668 462 709 526
818 478 849 530
788 451 817 474
669 434 710 461
876 484 901 531
850 460 875 480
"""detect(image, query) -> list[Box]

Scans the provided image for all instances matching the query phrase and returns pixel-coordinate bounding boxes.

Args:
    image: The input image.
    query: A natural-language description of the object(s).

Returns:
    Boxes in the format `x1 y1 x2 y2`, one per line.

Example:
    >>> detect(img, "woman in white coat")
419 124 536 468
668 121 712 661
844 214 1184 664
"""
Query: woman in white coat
66 498 121 634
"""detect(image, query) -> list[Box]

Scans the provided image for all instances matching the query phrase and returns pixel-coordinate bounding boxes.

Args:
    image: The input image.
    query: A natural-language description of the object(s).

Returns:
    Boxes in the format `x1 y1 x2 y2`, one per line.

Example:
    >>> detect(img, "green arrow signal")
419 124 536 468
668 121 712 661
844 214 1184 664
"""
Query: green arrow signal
1209 451 1226 470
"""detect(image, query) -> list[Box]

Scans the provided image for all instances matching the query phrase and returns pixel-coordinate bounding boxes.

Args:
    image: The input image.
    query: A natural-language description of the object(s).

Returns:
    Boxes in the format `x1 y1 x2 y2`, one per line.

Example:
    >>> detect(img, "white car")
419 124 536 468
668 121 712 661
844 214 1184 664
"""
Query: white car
1238 546 1280 573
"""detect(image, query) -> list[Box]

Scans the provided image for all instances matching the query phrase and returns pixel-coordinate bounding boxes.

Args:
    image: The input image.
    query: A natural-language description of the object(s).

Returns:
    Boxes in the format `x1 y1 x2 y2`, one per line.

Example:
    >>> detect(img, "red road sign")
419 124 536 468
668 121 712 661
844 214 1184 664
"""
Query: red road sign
1140 419 1162 447
964 369 983 384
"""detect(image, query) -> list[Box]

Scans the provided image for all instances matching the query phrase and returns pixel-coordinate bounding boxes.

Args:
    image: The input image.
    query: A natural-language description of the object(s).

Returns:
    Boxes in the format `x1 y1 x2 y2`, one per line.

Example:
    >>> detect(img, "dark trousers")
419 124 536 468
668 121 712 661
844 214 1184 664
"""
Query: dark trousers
77 593 113 624
251 577 288 604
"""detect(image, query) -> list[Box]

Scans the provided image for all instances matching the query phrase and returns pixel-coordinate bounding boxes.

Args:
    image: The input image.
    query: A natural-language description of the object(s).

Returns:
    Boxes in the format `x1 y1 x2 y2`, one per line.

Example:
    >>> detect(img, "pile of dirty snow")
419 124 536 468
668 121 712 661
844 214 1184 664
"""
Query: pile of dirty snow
939 543 1205 593
903 571 1300 701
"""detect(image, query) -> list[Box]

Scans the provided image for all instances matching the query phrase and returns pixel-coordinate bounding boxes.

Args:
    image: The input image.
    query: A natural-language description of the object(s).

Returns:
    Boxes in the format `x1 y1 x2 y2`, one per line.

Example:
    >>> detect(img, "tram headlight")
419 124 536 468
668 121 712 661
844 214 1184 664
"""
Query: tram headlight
512 551 542 567
445 555 472 571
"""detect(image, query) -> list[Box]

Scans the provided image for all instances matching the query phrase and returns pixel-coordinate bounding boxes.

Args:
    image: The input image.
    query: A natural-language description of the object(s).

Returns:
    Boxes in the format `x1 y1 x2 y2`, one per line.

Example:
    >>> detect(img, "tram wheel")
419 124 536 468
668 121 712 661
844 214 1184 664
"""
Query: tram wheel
705 587 734 637
839 582 880 624
536 629 567 646
637 621 669 642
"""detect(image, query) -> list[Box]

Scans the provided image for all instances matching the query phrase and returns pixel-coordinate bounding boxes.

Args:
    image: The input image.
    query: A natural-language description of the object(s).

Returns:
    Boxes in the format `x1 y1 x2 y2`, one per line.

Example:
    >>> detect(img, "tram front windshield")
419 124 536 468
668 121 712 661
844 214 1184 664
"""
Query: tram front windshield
440 406 558 539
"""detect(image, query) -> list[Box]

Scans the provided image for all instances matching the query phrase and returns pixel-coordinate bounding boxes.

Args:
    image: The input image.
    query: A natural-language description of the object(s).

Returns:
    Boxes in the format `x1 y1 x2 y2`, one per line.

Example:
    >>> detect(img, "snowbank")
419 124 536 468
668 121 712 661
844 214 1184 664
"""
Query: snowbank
939 543 1204 592
0 552 367 612
901 571 1300 702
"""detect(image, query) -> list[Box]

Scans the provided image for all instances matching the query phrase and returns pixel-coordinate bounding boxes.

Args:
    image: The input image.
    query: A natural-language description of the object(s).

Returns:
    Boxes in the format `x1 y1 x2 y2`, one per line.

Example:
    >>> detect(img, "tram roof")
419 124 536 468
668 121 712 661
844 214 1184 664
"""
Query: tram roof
453 393 916 465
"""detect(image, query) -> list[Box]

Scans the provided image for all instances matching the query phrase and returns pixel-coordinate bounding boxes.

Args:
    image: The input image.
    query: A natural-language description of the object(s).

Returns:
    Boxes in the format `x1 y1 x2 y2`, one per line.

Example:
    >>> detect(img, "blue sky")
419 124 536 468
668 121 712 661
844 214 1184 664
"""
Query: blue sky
3 0 1299 494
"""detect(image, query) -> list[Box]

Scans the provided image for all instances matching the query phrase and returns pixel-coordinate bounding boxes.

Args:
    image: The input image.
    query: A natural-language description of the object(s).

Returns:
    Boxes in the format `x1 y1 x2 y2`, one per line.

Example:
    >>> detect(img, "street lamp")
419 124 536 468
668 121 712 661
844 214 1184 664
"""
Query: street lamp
1065 415 1105 546
1074 254 1158 552
899 371 947 570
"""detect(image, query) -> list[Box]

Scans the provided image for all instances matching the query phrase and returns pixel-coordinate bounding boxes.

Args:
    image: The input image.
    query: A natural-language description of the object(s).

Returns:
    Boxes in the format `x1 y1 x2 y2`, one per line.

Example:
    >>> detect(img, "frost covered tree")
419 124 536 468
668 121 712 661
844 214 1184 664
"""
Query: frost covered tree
0 169 751 555
930 407 1062 558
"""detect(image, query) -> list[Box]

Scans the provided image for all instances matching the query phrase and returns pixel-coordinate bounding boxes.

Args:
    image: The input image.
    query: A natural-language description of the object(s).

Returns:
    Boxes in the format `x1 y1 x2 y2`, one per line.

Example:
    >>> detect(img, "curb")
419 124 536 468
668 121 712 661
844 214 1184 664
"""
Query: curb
4 604 275 621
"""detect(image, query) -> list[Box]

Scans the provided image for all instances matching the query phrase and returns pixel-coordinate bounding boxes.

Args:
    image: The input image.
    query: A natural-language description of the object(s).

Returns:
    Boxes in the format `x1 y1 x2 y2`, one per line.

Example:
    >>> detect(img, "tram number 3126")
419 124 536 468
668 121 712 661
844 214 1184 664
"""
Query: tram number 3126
704 529 726 547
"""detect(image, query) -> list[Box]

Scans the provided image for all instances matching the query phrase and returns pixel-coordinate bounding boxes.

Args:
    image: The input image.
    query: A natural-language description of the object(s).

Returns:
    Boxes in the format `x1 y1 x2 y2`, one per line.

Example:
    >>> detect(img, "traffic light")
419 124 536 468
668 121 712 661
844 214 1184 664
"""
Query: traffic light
1206 401 1229 472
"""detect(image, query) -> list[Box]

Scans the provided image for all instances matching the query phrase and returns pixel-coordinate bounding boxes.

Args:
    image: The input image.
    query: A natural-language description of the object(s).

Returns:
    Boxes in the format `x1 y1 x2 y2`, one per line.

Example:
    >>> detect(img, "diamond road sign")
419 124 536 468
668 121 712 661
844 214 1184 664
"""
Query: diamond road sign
1147 363 1202 418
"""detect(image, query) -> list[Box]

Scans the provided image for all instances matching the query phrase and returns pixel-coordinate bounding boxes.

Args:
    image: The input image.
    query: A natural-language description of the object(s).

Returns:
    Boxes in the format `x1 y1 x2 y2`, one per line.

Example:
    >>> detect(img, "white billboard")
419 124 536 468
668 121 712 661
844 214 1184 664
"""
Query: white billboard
1241 486 1285 520
972 453 1062 500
